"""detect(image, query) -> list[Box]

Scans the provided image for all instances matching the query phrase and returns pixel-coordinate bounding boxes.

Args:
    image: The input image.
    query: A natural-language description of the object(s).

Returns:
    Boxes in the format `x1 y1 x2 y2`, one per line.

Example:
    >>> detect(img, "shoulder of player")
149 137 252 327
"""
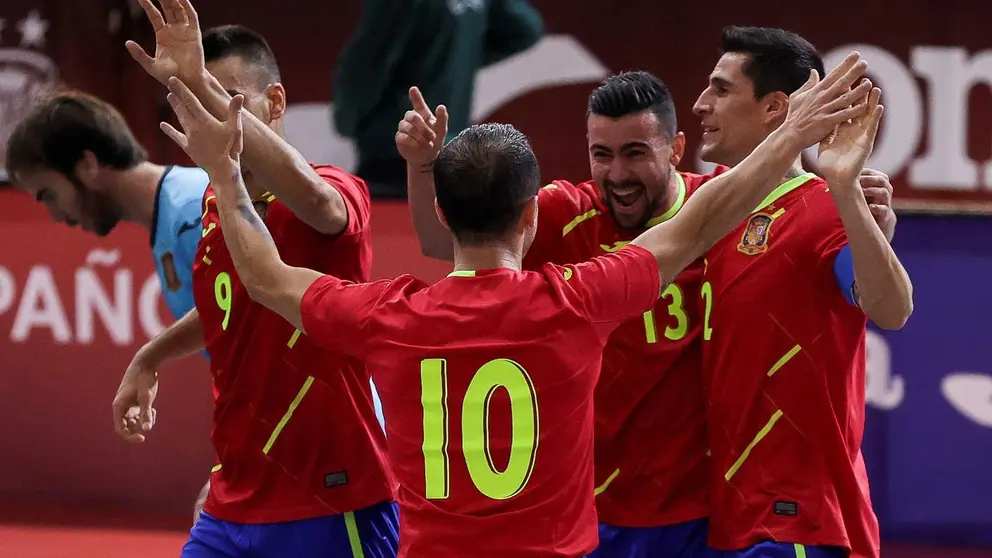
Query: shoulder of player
310 163 369 197
159 168 209 236
538 179 605 227
678 166 730 196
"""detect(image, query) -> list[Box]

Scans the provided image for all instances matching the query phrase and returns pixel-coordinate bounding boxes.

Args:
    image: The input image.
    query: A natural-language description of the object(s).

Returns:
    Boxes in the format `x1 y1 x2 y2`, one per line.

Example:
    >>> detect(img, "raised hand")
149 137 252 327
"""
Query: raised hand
818 86 884 186
126 0 205 86
160 77 244 177
781 51 873 148
396 86 449 169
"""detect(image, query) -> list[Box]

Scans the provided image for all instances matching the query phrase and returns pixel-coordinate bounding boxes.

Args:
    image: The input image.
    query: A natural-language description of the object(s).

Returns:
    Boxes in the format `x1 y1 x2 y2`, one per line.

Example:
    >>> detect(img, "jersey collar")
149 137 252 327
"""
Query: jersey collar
754 172 816 212
447 270 477 277
645 172 687 228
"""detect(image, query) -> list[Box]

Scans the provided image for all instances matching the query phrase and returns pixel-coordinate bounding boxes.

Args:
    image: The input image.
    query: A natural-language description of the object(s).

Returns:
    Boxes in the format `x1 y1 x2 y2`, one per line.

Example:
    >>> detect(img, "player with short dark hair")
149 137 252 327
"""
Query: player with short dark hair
201 25 281 87
692 26 913 558
112 1 396 556
6 89 208 320
405 62 896 555
167 51 874 556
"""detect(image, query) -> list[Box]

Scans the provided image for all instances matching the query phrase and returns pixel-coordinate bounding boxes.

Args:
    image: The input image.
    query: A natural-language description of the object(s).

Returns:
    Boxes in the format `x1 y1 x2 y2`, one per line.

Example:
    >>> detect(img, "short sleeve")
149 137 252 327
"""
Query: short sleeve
300 275 391 357
552 245 660 329
809 189 858 306
315 165 371 238
523 181 579 270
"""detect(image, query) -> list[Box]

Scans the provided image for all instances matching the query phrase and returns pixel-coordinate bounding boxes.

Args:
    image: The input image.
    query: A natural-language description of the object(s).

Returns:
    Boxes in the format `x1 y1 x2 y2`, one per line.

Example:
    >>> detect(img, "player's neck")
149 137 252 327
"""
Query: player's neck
452 243 522 273
781 156 806 183
107 162 168 231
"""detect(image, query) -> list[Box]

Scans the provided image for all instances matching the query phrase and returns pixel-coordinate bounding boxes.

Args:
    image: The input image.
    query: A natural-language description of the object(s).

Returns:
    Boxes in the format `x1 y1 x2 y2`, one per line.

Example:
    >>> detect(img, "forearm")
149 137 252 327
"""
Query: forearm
137 308 204 366
211 166 286 303
633 126 803 280
192 74 347 235
408 163 454 261
830 183 913 329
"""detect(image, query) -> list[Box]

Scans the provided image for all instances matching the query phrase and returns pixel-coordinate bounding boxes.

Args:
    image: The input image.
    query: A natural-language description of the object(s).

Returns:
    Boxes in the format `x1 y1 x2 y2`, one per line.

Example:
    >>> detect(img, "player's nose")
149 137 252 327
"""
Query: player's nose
692 94 710 115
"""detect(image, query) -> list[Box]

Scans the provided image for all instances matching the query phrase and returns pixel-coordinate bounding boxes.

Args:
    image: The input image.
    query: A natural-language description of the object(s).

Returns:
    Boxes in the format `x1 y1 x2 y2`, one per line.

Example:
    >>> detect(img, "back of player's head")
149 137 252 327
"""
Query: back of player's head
5 89 147 180
720 26 825 98
587 71 677 137
202 25 281 88
434 123 541 246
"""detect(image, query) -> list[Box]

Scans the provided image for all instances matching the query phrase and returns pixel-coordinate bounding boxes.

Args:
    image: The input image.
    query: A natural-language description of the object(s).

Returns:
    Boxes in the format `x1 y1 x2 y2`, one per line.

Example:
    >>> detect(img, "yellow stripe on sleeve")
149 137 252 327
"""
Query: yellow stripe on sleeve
262 376 315 454
725 410 784 481
210 464 222 473
562 209 601 237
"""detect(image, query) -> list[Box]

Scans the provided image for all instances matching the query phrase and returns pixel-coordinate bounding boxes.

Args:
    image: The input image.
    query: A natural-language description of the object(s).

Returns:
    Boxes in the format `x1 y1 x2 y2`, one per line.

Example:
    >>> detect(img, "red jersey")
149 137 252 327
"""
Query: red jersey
522 173 711 527
299 247 662 557
192 165 392 523
699 173 879 557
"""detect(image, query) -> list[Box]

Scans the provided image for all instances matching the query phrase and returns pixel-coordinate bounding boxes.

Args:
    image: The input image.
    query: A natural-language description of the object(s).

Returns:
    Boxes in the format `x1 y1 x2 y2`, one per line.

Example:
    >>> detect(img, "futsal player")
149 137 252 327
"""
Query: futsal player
111 1 397 555
691 26 913 558
403 73 896 557
167 50 874 556
6 90 208 322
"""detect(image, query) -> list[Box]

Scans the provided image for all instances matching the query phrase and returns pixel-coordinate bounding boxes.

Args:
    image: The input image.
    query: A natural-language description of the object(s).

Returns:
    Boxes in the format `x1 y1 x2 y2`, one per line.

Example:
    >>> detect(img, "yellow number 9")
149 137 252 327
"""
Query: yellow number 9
214 272 232 330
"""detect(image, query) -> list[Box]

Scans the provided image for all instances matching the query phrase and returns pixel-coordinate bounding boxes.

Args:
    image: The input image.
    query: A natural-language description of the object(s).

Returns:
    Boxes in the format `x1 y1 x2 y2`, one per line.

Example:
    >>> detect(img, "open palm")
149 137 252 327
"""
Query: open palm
818 86 884 184
126 0 204 86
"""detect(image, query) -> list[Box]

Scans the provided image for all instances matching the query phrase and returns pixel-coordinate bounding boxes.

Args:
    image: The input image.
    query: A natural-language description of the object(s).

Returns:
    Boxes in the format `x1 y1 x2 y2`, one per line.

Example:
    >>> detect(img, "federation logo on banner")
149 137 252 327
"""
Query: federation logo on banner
0 10 57 182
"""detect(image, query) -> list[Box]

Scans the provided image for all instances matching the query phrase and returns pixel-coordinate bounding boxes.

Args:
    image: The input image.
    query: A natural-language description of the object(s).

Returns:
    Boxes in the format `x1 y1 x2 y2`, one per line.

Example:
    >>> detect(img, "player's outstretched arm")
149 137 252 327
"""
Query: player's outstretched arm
112 307 203 443
159 79 321 331
819 89 913 329
399 87 455 261
632 52 870 283
127 0 350 236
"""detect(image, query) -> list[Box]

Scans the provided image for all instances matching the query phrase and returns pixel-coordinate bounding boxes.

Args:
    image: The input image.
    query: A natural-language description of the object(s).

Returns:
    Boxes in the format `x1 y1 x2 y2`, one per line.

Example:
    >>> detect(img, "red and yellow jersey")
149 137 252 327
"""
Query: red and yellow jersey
300 246 663 557
699 172 879 557
522 172 714 527
192 165 392 523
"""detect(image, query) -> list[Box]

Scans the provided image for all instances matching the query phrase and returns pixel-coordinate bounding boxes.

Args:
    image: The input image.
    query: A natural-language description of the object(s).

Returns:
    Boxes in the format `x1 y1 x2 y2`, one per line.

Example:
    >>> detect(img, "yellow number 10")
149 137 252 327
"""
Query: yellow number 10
420 358 540 501
215 272 232 330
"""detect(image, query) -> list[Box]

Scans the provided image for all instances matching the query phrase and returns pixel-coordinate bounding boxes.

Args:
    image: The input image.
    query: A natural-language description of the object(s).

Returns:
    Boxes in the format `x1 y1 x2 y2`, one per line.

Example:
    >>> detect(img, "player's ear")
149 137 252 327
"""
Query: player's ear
517 196 538 234
74 150 100 185
763 91 790 124
264 82 287 121
669 131 686 166
433 198 451 231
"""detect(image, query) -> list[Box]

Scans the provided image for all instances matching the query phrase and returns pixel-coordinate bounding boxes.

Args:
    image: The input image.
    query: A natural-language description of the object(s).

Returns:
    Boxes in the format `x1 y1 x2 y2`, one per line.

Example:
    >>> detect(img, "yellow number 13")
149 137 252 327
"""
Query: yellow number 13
420 358 540 501
643 284 688 343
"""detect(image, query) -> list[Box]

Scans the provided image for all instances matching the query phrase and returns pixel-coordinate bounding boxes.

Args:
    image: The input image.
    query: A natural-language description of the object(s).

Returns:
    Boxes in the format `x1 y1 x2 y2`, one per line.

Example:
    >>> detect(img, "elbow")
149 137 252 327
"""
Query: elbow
243 273 279 308
305 185 350 236
865 293 914 331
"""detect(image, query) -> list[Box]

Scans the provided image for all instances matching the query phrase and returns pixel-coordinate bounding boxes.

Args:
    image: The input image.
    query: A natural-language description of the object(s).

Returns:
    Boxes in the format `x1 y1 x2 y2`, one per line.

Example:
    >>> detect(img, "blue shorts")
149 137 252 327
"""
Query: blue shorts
713 541 847 558
587 518 717 558
182 500 399 558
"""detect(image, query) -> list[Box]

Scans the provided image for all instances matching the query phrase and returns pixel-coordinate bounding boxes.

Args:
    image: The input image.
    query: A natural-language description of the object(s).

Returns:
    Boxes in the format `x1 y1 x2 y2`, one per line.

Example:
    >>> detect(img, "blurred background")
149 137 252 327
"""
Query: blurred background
0 0 989 556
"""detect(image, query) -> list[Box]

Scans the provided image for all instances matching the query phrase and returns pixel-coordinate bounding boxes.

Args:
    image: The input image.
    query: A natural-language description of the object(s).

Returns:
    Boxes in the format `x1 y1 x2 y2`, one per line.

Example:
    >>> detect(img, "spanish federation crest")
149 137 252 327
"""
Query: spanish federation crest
737 213 774 255
0 13 58 181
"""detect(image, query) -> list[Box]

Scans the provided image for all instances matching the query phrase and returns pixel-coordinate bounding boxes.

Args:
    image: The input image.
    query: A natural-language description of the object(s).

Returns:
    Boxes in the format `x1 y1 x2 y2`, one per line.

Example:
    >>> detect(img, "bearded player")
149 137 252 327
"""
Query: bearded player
404 69 894 556
111 1 396 556
691 26 913 558
6 90 209 321
168 50 875 556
